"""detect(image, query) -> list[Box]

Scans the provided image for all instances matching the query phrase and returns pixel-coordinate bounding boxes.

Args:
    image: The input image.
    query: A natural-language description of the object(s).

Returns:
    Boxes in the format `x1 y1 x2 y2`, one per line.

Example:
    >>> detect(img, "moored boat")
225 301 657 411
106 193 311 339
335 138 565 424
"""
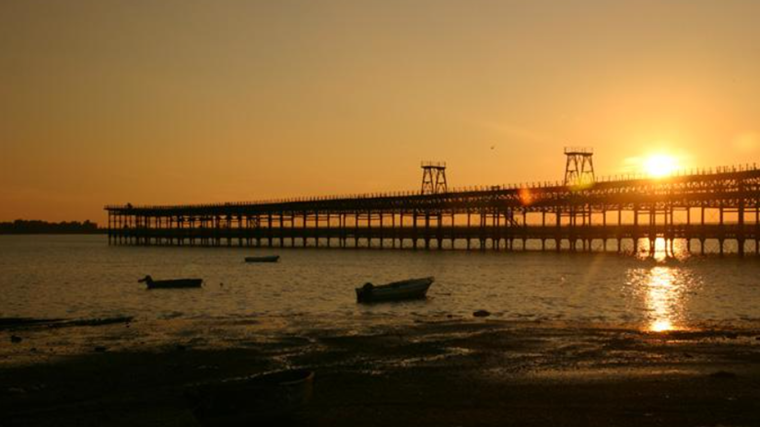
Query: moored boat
356 277 434 303
244 255 280 263
138 275 203 289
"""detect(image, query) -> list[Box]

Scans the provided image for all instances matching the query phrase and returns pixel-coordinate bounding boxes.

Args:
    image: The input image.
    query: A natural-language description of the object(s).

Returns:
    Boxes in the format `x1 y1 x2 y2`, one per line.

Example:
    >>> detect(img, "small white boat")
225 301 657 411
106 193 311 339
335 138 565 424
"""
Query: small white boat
356 277 434 303
244 255 280 263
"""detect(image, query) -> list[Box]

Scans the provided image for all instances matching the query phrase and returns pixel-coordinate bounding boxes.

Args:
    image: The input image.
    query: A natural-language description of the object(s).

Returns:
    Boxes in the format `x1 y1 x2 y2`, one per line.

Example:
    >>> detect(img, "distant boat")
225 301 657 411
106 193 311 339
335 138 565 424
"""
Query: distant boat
356 277 434 303
138 275 203 289
244 255 280 263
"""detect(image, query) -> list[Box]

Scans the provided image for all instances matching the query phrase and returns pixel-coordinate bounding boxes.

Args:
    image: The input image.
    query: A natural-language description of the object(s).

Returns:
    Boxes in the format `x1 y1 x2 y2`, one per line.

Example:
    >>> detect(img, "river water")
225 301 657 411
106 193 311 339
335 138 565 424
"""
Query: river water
1 235 759 334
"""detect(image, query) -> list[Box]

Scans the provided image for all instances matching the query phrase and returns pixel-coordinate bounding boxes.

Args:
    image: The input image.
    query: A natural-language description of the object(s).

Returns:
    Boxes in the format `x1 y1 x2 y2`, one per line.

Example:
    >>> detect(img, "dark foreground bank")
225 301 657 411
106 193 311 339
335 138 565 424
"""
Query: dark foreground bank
2 319 760 426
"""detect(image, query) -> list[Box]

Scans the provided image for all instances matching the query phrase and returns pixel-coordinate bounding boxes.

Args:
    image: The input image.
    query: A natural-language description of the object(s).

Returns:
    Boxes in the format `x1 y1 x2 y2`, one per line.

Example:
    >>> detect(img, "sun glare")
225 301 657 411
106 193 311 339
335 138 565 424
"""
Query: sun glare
644 154 677 178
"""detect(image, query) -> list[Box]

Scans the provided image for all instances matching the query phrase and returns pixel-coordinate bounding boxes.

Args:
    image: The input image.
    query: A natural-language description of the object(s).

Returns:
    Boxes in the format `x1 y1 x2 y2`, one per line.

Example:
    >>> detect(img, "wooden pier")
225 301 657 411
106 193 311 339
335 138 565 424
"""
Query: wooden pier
105 164 760 256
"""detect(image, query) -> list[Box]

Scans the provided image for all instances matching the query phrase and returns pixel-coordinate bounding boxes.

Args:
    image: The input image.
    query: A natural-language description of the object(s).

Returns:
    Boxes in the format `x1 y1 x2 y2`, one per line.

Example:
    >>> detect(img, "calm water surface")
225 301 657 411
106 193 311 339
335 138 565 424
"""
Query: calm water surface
1 235 759 332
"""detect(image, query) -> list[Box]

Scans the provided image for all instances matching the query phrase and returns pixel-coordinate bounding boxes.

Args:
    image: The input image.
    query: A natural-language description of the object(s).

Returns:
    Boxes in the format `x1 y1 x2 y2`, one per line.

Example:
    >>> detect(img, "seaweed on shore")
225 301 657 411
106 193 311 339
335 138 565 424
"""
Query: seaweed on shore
0 316 133 330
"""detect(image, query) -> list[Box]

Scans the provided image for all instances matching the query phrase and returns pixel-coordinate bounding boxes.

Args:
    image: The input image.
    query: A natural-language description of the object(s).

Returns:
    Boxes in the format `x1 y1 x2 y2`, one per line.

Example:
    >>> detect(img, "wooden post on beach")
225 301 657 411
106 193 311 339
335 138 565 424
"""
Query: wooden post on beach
719 203 725 256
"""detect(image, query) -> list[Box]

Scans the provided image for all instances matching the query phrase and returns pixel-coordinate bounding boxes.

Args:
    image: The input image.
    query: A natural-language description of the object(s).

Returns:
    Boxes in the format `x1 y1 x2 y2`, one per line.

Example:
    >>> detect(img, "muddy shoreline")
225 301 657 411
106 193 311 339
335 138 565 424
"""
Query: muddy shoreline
2 319 760 426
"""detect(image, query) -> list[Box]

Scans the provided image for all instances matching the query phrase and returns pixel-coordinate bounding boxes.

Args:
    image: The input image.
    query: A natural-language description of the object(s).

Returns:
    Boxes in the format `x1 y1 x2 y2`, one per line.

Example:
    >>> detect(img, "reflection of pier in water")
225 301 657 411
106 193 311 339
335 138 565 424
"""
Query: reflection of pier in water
105 164 760 257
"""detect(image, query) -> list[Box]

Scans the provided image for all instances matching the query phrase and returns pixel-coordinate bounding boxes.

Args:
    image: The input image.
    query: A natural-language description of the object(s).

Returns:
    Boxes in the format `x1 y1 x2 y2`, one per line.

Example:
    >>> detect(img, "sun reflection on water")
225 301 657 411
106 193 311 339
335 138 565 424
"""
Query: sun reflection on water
646 266 680 332
637 237 690 262
649 319 673 332
627 237 699 332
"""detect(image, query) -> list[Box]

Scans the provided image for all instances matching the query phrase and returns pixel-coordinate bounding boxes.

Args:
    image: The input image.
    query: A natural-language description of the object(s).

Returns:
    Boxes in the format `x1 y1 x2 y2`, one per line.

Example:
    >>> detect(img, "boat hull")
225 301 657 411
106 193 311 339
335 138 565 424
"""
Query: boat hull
145 278 203 289
356 277 434 303
244 255 280 263
187 369 314 426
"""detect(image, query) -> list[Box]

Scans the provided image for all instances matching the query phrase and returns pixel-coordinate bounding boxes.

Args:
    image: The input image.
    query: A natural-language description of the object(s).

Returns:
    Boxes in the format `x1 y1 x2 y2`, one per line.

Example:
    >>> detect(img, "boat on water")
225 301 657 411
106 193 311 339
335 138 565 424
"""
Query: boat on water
356 277 434 303
138 275 203 289
244 255 280 263
187 369 314 426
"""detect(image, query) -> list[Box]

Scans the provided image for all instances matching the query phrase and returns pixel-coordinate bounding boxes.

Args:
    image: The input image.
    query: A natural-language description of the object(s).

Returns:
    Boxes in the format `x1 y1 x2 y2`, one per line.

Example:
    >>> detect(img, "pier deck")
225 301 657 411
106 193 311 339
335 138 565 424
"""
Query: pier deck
105 165 760 256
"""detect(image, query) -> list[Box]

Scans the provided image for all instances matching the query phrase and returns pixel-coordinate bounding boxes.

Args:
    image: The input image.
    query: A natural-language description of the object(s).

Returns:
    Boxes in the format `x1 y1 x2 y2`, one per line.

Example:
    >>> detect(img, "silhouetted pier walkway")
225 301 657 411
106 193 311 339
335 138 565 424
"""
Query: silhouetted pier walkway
106 164 760 256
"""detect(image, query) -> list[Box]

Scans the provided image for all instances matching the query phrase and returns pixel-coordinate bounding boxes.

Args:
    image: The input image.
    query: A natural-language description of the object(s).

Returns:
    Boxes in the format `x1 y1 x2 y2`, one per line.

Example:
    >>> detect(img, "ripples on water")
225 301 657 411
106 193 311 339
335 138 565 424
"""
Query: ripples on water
1 235 759 332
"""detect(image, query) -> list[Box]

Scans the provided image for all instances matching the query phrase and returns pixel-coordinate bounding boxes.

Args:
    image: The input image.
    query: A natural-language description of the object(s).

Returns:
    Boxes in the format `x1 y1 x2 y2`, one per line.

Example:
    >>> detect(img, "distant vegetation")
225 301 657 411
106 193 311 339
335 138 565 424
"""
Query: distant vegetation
0 220 102 234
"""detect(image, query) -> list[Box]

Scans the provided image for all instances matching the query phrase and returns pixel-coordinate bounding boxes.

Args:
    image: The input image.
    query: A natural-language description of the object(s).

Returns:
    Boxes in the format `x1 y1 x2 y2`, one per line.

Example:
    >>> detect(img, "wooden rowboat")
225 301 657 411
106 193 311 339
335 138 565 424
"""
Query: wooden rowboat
356 277 434 303
187 369 314 426
138 275 203 289
244 255 280 263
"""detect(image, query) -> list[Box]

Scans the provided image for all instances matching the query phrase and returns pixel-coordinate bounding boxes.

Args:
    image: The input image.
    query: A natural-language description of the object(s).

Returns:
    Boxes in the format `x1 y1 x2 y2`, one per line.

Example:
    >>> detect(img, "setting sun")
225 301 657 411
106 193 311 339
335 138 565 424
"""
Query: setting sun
644 154 678 178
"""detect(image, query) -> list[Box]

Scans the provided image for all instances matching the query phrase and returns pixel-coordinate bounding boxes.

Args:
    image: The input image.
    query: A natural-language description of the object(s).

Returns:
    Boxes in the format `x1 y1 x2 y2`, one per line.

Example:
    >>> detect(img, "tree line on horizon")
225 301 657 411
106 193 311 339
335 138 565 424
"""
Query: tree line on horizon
0 220 102 234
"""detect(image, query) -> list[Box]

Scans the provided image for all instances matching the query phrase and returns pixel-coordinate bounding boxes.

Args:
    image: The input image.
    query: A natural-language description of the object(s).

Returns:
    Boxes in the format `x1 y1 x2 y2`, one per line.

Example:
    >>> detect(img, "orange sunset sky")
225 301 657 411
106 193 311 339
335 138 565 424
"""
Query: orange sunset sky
2 0 759 223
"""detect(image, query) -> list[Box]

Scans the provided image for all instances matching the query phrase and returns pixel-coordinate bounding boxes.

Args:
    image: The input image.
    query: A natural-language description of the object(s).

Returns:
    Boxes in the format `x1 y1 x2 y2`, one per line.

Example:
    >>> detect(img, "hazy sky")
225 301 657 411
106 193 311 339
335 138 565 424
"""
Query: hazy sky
2 0 759 222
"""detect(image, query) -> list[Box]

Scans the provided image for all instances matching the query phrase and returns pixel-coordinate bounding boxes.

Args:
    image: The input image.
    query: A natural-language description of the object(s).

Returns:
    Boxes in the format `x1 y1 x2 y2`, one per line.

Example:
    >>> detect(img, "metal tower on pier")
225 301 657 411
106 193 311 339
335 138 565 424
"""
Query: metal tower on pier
564 147 595 187
420 162 448 195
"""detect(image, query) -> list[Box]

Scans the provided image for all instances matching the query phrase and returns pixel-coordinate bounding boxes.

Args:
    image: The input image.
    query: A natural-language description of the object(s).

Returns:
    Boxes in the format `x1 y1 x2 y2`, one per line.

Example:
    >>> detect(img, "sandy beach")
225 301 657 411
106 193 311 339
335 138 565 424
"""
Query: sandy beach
2 317 760 426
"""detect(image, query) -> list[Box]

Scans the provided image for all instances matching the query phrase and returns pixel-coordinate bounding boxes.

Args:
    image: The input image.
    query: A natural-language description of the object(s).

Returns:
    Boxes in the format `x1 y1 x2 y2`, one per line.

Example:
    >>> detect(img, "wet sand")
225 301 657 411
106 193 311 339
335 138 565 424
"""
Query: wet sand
2 319 760 426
